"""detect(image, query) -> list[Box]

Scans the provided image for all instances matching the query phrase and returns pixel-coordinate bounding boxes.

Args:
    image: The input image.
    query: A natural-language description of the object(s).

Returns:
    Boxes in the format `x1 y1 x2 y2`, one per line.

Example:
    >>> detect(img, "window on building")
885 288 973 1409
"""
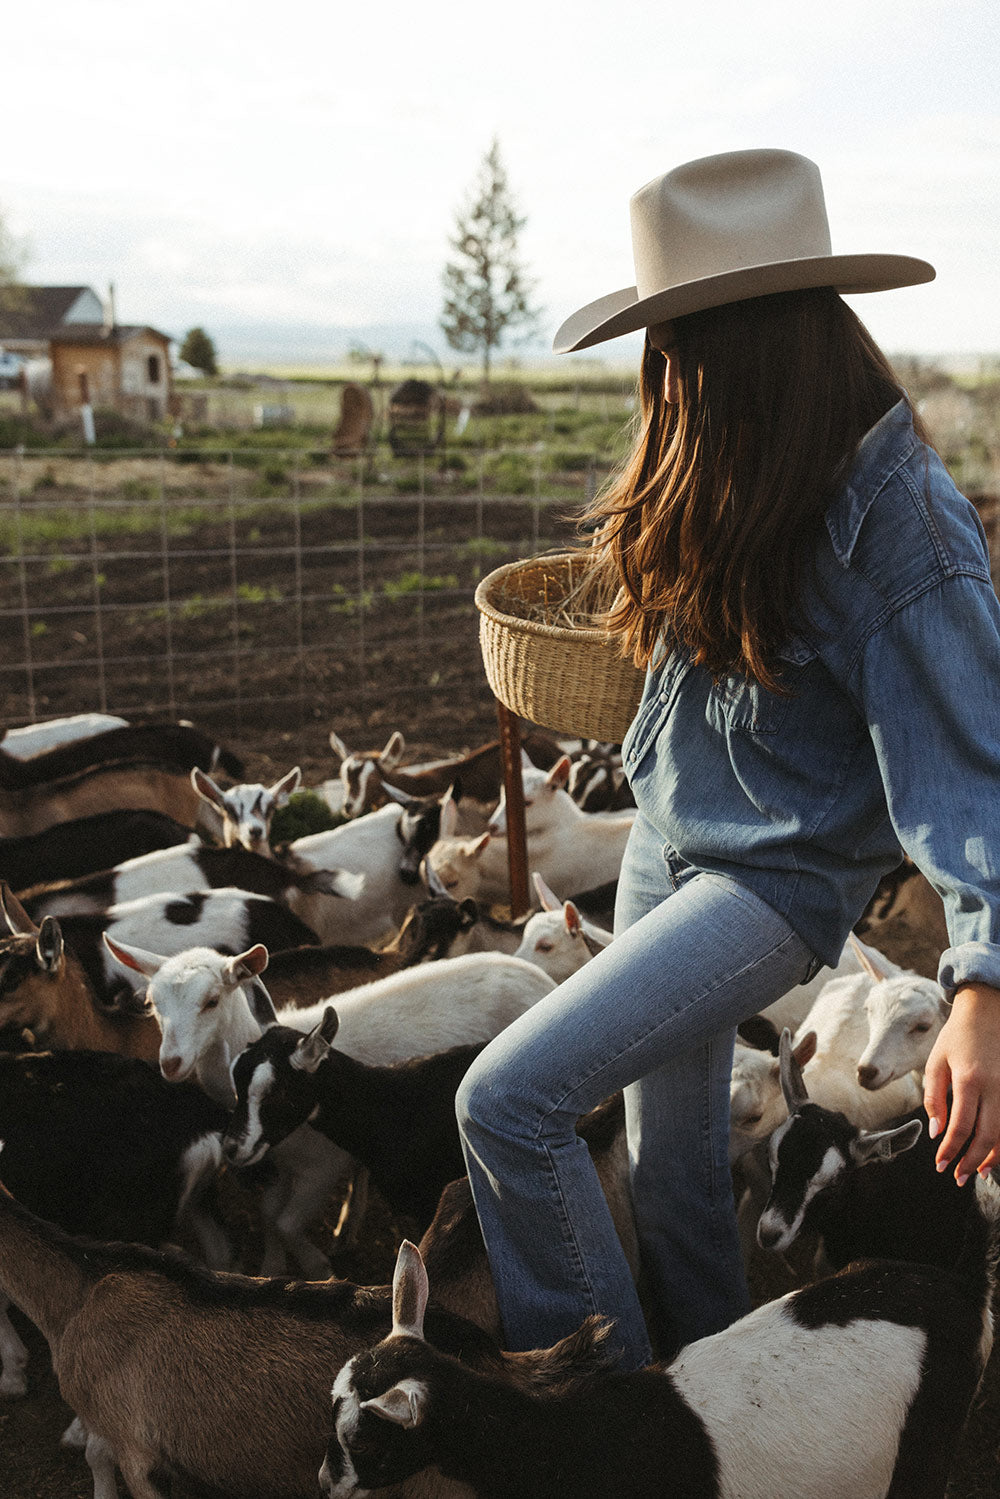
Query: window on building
147 355 161 383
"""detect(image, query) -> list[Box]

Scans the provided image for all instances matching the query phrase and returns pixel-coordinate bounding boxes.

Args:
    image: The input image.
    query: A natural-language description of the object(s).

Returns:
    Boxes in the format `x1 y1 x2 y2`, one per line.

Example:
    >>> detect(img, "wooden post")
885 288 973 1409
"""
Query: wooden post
496 699 530 918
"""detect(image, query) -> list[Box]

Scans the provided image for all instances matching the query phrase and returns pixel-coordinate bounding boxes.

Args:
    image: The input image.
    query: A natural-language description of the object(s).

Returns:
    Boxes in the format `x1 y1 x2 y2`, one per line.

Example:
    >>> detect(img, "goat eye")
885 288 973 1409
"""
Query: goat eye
202 998 220 1011
911 1021 932 1034
536 940 553 953
742 1112 763 1127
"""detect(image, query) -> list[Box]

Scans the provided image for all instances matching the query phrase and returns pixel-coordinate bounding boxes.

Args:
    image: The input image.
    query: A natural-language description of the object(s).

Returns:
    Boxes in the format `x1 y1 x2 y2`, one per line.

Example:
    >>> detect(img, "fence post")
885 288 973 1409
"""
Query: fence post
495 699 530 918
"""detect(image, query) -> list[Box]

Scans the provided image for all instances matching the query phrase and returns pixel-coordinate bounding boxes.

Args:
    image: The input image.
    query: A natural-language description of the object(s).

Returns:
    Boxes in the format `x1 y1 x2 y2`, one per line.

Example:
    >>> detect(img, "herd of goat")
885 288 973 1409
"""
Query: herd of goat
0 708 995 1499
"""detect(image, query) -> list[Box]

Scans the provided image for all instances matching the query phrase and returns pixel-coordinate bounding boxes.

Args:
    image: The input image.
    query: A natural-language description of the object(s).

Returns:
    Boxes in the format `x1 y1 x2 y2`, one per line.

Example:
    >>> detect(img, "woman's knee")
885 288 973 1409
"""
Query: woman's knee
455 1047 511 1141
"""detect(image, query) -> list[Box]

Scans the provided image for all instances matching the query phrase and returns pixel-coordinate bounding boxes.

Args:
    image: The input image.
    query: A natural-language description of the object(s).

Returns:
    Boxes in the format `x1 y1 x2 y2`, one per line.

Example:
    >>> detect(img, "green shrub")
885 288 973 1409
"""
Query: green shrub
271 789 343 843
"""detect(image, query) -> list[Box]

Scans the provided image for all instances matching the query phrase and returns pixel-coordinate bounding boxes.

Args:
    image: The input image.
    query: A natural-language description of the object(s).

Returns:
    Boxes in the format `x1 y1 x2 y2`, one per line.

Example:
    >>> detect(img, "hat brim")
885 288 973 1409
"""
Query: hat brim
553 253 936 354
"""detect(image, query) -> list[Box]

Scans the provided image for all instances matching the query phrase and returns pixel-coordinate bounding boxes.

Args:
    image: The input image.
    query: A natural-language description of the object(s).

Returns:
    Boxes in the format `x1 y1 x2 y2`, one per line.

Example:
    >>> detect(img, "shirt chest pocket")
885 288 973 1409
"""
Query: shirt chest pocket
710 636 818 736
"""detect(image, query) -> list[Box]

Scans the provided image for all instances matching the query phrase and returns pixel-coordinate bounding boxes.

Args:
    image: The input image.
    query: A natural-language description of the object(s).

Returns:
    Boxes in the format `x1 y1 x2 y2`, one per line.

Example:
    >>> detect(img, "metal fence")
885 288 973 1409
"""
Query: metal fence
0 446 605 757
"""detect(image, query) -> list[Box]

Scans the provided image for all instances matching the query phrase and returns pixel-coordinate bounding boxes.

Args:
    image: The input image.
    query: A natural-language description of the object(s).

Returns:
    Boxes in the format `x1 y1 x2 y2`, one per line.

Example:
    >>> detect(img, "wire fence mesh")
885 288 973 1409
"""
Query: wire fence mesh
0 445 607 758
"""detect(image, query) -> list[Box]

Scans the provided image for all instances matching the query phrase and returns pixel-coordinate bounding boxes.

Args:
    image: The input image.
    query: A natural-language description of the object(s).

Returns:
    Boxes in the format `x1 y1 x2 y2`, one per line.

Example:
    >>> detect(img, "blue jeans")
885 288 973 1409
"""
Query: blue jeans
455 812 814 1369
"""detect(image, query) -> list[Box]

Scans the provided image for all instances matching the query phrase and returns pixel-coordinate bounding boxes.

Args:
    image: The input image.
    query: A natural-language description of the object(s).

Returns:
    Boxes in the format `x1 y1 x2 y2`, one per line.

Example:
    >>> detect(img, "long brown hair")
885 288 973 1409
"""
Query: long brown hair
584 287 923 690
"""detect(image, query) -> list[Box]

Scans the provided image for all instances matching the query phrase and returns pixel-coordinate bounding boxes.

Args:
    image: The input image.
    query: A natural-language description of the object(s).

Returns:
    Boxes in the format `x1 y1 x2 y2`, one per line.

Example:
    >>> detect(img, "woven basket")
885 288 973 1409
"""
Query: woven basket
475 553 646 742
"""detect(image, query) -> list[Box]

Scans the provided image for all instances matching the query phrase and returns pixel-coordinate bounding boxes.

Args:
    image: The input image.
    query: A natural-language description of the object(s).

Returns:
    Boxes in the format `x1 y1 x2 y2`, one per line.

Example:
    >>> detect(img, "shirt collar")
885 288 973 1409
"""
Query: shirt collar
825 398 919 567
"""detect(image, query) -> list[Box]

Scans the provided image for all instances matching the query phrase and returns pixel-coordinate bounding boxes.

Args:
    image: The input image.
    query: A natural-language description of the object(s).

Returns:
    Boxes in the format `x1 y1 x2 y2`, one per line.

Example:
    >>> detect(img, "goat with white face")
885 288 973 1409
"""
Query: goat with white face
106 935 347 1279
191 764 302 854
850 936 948 1090
511 874 613 983
323 1235 994 1499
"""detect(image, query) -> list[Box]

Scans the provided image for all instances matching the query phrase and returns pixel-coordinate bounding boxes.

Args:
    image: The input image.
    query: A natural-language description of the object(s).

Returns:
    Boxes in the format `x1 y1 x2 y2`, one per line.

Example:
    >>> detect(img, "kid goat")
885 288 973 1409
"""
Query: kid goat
323 1234 995 1499
223 1008 481 1231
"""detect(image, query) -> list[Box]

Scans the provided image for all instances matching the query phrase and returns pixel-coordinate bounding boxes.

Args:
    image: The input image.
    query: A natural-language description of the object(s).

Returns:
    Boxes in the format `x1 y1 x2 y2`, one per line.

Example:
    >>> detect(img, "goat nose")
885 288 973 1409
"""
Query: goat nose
756 1218 783 1251
161 1055 182 1081
857 1063 880 1089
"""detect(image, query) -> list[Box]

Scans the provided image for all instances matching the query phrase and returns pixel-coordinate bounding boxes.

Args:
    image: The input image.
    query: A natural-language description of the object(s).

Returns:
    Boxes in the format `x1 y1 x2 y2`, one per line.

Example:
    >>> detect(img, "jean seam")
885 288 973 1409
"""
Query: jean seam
537 1139 599 1316
532 928 806 1135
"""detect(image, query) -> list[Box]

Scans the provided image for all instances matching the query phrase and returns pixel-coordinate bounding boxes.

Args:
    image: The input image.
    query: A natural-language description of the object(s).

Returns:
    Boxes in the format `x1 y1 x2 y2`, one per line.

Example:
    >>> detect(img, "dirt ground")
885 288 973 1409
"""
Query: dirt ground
2 490 1000 1495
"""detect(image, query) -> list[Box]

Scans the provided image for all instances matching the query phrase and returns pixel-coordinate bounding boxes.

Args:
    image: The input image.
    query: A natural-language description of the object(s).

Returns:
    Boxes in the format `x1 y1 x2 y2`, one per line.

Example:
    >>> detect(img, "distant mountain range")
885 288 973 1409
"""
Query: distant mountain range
202 320 624 371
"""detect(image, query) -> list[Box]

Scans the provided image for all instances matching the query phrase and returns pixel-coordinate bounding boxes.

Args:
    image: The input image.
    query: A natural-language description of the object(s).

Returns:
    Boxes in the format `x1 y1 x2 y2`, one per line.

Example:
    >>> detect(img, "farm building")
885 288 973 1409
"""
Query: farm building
49 322 173 421
0 283 106 357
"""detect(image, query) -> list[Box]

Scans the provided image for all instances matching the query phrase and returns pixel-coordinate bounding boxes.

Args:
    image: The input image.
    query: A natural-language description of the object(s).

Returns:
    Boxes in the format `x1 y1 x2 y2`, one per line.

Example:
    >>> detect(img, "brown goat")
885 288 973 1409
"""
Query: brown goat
0 884 160 1062
0 761 205 839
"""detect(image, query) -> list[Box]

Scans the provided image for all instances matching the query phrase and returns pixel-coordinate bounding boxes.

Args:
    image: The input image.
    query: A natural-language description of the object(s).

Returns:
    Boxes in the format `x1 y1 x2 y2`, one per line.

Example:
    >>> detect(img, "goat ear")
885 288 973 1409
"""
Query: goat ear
533 872 561 911
362 1379 428 1429
226 944 270 985
329 731 350 764
848 932 896 983
36 916 64 973
191 766 226 809
850 1117 924 1167
270 766 301 804
438 793 459 838
103 934 167 978
292 1007 339 1071
472 831 491 857
245 976 278 1029
778 1028 811 1113
391 1240 429 1340
381 731 405 768
422 857 452 899
563 901 582 937
1 882 37 937
792 1029 817 1069
458 898 479 928
546 755 572 790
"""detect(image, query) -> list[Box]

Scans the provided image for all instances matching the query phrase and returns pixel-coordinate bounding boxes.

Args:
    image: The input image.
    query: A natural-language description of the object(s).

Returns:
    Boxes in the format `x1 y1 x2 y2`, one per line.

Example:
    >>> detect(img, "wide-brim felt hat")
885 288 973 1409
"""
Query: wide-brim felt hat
553 149 935 354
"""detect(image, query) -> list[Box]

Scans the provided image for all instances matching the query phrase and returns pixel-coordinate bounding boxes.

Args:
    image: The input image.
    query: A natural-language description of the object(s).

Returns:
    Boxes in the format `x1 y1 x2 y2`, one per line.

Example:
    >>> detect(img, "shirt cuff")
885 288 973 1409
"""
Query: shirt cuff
937 943 1000 1001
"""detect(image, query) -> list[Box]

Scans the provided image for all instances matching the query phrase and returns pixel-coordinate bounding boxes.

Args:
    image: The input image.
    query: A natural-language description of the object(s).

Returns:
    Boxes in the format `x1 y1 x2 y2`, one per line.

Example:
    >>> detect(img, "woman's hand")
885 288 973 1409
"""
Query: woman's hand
923 983 1000 1184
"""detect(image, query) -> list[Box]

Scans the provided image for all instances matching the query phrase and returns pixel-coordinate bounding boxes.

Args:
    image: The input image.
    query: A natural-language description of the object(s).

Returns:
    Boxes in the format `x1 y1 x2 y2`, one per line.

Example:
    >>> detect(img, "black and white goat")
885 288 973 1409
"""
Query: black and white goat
1 808 193 892
223 1007 482 1230
323 1234 995 1499
755 1029 992 1272
19 838 362 923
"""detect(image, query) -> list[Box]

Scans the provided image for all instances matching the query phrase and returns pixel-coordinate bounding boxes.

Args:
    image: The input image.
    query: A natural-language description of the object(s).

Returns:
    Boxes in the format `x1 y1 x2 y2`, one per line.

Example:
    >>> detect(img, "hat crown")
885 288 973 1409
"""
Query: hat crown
630 149 833 300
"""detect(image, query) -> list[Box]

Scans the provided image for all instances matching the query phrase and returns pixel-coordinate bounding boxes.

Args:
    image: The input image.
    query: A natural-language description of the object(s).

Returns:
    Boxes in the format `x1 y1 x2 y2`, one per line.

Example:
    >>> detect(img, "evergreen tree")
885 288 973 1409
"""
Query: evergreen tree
179 326 218 377
440 140 540 383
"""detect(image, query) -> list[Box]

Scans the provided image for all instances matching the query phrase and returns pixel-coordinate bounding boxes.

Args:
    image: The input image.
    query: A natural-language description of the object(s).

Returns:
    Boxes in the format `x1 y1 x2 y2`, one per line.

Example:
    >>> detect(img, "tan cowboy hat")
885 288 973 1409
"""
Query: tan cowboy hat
553 148 935 354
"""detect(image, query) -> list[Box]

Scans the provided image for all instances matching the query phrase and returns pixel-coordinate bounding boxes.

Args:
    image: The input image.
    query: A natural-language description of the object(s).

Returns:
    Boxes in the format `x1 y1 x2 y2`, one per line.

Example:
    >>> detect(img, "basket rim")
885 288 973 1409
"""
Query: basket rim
474 552 617 646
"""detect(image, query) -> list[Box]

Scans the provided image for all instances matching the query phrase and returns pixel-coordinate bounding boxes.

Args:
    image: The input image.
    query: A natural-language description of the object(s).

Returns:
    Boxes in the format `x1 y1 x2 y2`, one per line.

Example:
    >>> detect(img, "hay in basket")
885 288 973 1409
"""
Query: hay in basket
475 552 646 743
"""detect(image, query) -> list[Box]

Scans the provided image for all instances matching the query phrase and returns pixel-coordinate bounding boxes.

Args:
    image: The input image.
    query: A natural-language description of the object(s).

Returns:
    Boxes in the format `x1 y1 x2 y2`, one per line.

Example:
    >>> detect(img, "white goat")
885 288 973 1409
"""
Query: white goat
0 712 129 757
512 873 613 983
729 938 923 1163
282 803 428 945
850 934 949 1090
426 758 634 905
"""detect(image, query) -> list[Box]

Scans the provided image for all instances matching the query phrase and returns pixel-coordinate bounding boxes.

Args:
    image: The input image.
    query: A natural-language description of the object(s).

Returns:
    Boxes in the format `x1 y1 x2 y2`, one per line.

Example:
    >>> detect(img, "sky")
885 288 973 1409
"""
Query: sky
2 0 999 368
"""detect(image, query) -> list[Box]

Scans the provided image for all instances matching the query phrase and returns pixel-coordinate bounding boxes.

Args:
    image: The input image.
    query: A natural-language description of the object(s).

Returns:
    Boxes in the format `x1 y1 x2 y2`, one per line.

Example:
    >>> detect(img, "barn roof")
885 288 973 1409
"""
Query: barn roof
0 285 97 340
49 324 173 347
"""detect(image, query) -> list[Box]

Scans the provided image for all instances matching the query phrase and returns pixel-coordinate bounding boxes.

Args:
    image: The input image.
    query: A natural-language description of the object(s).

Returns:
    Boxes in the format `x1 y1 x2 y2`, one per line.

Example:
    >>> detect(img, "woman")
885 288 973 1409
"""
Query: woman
456 148 1000 1370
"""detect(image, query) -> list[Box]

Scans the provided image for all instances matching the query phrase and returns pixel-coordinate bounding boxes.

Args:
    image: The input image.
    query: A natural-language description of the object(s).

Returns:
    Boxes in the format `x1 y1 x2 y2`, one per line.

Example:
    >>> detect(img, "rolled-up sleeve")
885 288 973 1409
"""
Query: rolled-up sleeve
857 571 1000 998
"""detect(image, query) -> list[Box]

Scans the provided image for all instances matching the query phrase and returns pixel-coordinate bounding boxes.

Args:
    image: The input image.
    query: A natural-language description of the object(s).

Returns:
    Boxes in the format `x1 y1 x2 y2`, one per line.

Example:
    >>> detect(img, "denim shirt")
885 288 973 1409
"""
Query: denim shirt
621 398 1000 998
